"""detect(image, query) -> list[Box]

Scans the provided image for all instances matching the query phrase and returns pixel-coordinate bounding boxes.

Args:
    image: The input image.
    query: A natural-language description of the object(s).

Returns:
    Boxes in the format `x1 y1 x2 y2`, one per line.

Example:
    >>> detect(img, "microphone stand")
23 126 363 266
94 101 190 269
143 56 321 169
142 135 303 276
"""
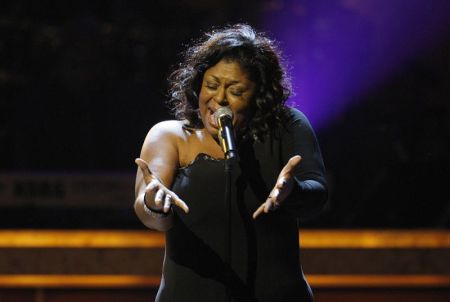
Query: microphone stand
224 155 232 302
216 109 238 302
221 144 237 302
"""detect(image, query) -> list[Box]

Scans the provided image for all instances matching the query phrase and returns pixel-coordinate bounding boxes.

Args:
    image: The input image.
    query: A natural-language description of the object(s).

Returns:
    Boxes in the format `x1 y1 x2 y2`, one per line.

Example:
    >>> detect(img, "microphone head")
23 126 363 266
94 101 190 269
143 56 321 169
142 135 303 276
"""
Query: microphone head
213 106 238 160
213 106 233 123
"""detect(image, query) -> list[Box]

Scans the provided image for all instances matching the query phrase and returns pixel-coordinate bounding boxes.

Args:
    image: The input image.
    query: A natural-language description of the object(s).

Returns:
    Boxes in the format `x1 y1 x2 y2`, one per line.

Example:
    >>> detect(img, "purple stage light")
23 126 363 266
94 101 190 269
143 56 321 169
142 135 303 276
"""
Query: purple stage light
262 0 450 129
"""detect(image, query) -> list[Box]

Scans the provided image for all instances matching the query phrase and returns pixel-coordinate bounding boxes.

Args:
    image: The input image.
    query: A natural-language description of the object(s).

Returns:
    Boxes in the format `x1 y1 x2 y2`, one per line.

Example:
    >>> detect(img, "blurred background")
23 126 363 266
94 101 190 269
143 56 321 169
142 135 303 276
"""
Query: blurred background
0 0 449 301
0 0 448 229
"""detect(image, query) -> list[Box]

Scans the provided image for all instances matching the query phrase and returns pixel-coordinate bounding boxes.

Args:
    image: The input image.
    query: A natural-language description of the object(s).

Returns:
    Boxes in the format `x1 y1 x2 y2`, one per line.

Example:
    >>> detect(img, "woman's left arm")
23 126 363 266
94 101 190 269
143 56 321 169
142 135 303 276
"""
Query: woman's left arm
253 108 328 220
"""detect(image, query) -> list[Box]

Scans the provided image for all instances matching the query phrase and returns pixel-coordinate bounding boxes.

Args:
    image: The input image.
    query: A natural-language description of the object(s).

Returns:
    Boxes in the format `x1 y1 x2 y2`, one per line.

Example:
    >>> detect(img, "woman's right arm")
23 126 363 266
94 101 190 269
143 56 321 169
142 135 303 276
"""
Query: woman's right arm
134 120 188 231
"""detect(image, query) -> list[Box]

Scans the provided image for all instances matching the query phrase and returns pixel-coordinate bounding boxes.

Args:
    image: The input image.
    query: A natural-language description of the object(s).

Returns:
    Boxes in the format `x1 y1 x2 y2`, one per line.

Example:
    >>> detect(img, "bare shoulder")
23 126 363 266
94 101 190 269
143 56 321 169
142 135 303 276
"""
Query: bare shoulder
147 120 186 138
143 120 191 147
140 120 187 159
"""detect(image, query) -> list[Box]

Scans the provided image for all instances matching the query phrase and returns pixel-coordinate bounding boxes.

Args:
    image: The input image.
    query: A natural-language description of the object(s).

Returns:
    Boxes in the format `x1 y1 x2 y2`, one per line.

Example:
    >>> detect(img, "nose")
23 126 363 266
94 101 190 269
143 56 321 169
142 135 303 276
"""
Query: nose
213 87 228 105
217 98 229 106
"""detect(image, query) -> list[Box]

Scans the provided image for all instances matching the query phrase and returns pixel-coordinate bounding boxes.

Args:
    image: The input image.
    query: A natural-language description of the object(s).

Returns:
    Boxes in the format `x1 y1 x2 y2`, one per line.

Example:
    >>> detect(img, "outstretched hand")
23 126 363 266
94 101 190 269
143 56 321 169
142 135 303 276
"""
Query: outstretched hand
253 155 302 219
135 158 189 214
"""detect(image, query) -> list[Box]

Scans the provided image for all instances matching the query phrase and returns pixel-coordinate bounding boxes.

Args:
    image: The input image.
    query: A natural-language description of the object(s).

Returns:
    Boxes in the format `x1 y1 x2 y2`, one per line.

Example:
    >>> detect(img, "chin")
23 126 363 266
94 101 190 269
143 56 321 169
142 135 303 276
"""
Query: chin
200 119 217 137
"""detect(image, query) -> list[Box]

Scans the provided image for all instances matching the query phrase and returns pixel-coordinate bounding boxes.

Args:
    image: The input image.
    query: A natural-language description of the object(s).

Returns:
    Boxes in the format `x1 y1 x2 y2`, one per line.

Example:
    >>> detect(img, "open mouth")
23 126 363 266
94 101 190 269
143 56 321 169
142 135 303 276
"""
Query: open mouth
207 108 219 129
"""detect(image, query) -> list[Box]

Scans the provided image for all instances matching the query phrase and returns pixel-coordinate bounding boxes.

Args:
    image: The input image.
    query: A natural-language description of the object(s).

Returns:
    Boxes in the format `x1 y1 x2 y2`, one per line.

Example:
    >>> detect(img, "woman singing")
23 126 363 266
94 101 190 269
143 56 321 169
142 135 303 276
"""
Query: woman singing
134 24 328 302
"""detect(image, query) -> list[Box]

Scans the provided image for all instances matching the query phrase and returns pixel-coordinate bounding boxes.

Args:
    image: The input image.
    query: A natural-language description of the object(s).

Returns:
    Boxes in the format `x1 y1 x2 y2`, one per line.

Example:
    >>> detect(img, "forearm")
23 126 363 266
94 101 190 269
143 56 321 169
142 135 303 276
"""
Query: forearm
279 108 328 220
283 178 328 221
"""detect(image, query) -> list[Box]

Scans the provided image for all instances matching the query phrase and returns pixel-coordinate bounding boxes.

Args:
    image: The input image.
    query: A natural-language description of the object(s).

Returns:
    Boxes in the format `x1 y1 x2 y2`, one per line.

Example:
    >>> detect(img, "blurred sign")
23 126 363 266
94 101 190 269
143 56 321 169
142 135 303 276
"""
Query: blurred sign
0 173 135 208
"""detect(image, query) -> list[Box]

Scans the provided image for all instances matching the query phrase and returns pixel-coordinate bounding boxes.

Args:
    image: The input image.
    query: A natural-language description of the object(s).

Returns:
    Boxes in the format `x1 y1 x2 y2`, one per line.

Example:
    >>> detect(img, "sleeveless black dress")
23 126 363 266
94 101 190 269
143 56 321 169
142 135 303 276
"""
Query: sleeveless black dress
155 108 327 302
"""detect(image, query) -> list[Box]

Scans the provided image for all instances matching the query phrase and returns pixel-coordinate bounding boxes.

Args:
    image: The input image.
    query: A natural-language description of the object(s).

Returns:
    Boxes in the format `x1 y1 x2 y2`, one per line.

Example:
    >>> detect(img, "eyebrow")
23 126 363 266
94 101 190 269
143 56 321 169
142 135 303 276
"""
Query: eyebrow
209 75 241 85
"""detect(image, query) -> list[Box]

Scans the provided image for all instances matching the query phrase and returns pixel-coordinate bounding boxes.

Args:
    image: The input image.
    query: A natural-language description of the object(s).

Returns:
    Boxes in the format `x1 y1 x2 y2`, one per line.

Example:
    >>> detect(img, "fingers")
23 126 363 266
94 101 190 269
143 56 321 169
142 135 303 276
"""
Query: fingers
145 179 160 205
170 192 190 213
280 155 302 177
135 158 153 184
276 177 287 189
253 155 302 220
264 194 280 213
266 188 279 207
287 155 302 169
252 201 279 219
157 190 188 214
273 155 301 196
148 179 159 191
253 203 265 219
154 189 165 207
135 158 189 214
163 194 172 213
145 179 189 214
252 195 280 219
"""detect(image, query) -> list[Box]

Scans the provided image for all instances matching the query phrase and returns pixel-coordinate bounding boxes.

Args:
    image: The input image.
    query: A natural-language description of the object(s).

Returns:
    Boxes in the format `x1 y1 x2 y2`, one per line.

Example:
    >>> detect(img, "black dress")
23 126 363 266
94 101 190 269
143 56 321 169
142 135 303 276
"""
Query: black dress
156 108 327 302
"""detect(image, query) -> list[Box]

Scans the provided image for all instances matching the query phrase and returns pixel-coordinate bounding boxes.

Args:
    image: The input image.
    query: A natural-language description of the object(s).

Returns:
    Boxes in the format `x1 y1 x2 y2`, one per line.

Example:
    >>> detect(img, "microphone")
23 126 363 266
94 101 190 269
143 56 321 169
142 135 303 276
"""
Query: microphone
214 106 238 160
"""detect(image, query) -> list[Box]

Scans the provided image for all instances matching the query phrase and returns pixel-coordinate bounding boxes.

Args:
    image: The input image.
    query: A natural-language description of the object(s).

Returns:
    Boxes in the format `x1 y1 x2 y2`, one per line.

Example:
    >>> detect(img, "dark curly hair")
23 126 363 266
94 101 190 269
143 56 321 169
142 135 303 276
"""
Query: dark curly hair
167 24 292 141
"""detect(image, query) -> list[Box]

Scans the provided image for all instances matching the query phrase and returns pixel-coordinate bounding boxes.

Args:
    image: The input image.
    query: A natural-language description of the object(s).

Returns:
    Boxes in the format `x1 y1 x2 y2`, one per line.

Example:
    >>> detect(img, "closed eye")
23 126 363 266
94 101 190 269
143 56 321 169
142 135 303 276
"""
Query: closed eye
230 90 243 96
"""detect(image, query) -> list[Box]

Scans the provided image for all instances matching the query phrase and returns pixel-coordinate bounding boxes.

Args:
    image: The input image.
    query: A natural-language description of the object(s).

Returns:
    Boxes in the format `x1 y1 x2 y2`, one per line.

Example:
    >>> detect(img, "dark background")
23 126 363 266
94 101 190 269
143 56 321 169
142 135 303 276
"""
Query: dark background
1 0 449 229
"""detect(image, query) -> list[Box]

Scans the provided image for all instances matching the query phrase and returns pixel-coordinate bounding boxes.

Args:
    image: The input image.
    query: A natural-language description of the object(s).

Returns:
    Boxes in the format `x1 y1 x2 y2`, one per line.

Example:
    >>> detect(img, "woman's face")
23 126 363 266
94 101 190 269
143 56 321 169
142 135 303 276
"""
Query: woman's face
198 59 256 138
